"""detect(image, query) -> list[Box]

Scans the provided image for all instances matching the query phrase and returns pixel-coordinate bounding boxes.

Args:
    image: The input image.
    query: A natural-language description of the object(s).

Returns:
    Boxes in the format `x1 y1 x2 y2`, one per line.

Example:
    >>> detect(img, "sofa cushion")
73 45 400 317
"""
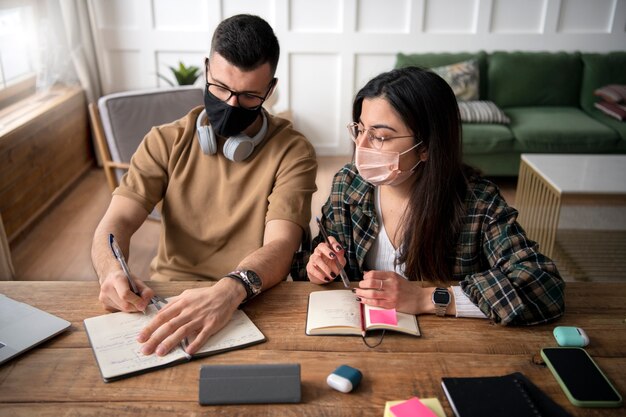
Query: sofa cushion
459 101 510 124
506 107 620 152
462 123 515 154
587 109 626 143
581 52 626 113
594 84 626 103
395 52 488 99
431 59 479 101
595 101 626 121
488 51 582 108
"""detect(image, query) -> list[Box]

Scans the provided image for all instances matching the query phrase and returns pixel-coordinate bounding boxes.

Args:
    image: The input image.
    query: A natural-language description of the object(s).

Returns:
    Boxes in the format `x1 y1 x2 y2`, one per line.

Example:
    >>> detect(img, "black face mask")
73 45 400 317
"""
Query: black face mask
203 87 261 137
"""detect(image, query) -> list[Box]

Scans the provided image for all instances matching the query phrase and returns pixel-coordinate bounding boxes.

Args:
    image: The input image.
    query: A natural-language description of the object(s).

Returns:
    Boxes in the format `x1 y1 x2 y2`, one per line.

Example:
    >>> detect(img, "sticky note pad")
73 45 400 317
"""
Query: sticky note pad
368 308 398 326
385 397 445 417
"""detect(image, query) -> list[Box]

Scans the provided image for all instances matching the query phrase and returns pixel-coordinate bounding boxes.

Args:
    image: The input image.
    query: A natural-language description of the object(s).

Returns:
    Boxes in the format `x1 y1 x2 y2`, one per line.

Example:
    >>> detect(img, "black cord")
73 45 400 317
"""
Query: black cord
361 330 386 348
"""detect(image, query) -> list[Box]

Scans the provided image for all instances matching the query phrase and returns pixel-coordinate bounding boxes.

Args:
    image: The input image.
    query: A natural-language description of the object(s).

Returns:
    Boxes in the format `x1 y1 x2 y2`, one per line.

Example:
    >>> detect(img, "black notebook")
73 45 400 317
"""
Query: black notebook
441 372 572 417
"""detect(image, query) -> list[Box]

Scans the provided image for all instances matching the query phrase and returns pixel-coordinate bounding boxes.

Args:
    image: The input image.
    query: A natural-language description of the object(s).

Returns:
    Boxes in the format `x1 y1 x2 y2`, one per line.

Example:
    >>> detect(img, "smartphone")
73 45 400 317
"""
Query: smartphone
541 347 622 407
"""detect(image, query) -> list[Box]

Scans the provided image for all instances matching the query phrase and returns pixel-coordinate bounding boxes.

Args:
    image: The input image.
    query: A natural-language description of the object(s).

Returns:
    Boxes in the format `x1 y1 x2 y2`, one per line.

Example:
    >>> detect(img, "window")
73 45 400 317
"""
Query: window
0 1 37 108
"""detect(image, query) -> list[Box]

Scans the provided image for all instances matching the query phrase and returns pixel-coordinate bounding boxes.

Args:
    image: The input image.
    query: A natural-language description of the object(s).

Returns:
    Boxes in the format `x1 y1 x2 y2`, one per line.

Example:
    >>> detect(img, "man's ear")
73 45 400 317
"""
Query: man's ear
268 78 278 97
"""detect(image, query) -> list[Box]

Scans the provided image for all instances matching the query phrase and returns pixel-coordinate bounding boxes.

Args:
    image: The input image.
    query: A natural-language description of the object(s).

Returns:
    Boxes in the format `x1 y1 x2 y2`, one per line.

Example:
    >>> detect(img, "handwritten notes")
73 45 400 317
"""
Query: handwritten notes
84 308 265 381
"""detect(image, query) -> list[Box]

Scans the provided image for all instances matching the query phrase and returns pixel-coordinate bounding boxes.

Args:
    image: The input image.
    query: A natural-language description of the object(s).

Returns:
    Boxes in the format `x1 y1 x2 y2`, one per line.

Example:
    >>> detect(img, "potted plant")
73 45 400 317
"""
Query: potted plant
158 61 201 86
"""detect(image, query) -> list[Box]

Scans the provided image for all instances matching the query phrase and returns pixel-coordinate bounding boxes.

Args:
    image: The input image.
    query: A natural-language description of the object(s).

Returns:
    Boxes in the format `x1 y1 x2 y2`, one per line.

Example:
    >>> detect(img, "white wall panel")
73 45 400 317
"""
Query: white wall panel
357 0 411 33
106 51 148 91
92 0 146 29
88 0 626 156
222 0 274 24
153 0 213 31
354 54 396 93
491 0 546 33
289 53 342 152
558 0 616 33
424 0 478 33
290 0 342 32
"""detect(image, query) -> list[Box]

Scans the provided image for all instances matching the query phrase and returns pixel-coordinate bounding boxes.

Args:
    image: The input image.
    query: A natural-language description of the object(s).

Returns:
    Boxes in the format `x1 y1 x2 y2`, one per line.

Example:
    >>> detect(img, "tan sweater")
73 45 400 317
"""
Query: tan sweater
114 106 317 281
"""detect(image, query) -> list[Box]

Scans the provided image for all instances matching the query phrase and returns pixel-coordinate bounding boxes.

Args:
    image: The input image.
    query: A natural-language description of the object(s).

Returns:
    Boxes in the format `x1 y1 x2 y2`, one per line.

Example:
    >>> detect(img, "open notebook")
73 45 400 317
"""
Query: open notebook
84 307 265 382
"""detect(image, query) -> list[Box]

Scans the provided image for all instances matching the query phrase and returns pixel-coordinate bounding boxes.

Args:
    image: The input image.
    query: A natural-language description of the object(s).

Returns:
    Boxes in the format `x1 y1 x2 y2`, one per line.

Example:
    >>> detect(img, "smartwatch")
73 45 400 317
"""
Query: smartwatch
432 287 451 317
225 270 262 303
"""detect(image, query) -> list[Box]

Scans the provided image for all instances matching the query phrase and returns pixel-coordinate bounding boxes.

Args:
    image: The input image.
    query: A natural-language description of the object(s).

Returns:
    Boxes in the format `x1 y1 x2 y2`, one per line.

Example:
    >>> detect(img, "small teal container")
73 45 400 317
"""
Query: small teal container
326 365 362 393
553 326 589 347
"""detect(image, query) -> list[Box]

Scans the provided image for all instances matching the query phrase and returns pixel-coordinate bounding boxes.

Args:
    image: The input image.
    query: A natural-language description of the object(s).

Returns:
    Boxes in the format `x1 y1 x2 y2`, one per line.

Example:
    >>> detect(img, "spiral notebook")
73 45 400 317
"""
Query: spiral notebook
441 372 572 417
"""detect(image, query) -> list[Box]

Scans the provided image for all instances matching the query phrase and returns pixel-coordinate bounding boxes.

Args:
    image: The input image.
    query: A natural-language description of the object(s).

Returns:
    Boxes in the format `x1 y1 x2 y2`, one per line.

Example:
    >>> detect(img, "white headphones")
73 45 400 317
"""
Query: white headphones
196 109 268 162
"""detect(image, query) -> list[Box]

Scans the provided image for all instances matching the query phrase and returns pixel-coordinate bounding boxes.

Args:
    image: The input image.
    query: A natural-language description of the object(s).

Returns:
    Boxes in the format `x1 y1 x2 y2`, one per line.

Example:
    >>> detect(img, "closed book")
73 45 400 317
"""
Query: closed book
441 372 571 417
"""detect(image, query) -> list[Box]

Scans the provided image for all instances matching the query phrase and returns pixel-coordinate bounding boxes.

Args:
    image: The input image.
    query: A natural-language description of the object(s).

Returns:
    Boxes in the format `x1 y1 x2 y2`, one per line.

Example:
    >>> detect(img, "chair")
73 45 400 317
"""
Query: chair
89 86 203 220
89 86 204 193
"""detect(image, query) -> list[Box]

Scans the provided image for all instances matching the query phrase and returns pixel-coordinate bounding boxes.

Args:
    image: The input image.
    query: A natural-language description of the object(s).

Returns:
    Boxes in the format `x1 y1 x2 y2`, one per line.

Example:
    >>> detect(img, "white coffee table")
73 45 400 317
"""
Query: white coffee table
516 154 626 259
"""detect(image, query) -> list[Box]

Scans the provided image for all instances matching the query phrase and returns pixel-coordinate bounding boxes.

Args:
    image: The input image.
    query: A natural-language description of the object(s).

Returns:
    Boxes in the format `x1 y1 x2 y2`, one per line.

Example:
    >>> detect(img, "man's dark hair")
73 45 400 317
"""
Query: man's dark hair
211 14 280 75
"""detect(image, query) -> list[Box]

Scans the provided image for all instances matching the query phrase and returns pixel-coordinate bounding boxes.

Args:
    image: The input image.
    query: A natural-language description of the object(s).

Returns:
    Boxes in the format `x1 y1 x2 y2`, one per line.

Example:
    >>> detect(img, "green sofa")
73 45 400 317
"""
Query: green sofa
395 51 626 176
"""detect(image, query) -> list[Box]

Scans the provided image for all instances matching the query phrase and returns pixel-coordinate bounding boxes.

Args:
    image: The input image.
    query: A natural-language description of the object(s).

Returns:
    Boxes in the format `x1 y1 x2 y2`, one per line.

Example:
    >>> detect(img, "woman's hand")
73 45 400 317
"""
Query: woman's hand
354 270 437 315
305 236 346 284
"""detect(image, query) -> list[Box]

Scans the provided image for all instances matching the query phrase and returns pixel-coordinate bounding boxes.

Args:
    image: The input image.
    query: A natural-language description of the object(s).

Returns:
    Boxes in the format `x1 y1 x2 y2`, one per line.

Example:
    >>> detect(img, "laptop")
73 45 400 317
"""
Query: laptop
0 293 71 365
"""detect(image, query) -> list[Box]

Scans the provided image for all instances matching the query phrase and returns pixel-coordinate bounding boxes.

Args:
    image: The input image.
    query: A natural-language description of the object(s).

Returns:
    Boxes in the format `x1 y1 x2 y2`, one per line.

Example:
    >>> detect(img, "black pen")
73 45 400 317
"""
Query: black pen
316 217 350 288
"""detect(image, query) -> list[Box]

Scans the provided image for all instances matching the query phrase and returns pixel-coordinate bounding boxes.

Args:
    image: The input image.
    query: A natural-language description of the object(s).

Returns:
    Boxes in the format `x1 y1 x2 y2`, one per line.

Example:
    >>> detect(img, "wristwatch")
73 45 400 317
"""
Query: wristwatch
432 287 451 317
225 269 262 303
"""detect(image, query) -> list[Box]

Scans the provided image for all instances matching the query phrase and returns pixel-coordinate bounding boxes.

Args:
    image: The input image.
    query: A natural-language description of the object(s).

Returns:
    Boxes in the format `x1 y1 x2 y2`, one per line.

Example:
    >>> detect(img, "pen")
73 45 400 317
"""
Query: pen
360 301 366 338
109 234 141 296
109 234 191 359
316 217 350 288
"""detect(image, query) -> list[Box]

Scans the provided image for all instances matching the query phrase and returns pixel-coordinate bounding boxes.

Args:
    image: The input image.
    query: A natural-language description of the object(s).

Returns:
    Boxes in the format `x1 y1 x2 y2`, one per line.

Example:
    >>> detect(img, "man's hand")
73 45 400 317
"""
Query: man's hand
137 278 246 356
98 271 154 312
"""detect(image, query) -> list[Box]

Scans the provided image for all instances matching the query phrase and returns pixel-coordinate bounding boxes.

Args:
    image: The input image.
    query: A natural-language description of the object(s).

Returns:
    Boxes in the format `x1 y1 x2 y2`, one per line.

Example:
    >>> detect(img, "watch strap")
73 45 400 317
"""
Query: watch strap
225 272 254 303
225 270 261 304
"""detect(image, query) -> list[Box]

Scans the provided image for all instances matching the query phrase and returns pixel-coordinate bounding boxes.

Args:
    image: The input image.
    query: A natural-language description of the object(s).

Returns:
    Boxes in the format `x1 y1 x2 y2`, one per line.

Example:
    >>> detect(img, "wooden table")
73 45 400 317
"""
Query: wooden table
1 281 625 416
516 154 626 259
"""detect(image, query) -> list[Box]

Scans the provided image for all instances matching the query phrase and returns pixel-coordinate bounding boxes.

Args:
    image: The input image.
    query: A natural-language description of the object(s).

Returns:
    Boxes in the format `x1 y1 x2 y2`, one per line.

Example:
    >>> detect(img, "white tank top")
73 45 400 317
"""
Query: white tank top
364 187 407 278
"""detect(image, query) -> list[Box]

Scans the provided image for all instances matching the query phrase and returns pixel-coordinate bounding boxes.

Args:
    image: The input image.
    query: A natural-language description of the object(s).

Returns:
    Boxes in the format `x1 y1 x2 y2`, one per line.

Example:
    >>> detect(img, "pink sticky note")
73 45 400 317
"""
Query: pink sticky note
368 308 398 326
389 397 437 417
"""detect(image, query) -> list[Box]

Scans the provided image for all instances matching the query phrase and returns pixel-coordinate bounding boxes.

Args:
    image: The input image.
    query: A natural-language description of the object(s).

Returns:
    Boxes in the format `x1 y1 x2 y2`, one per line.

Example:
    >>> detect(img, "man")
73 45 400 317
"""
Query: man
92 14 317 357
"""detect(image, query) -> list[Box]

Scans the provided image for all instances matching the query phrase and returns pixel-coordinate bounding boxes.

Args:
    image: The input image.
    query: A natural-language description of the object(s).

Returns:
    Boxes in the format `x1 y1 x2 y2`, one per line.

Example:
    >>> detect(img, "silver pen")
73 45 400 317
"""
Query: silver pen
109 233 141 297
316 217 350 288
109 234 191 359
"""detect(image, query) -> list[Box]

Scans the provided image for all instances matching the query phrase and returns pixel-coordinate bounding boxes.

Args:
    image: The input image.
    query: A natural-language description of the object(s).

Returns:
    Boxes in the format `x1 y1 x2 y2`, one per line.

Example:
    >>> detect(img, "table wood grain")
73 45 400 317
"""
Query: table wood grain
1 281 625 416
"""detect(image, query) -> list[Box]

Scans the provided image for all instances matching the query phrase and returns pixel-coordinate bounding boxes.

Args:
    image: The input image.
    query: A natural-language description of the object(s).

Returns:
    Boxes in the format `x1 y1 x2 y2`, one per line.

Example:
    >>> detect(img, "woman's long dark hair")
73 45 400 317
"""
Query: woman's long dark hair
352 67 467 281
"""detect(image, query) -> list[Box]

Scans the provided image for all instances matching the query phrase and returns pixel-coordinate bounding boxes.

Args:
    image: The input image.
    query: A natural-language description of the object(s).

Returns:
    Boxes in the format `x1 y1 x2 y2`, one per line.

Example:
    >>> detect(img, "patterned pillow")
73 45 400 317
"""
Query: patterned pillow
594 101 626 121
594 84 626 103
458 101 510 124
431 59 480 101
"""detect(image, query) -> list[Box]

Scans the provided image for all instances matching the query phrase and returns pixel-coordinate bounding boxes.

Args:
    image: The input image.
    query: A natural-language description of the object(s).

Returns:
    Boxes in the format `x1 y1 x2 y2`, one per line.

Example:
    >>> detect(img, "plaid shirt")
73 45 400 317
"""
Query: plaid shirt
292 163 565 326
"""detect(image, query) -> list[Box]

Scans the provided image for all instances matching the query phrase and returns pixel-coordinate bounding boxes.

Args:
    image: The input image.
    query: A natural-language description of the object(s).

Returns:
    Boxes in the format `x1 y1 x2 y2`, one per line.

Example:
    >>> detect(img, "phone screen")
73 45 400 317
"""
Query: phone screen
542 347 621 403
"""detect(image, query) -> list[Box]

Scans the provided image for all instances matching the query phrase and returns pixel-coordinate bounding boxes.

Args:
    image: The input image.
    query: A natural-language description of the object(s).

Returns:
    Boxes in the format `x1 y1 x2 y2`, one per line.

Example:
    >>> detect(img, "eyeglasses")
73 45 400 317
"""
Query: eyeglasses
347 122 415 149
205 61 275 110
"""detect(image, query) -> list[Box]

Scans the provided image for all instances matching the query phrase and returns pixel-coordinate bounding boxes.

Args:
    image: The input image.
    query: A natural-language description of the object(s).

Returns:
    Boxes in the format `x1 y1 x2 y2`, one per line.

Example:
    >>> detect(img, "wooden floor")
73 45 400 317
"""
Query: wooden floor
10 157 517 282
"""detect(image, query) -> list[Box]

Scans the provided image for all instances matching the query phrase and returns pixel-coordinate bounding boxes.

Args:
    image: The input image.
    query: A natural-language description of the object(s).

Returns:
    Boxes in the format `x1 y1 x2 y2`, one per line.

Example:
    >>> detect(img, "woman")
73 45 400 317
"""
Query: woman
302 66 565 325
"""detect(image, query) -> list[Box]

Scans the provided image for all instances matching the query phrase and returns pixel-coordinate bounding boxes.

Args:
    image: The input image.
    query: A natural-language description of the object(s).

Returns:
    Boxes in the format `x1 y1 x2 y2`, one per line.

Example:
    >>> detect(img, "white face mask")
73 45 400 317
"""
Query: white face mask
355 141 423 186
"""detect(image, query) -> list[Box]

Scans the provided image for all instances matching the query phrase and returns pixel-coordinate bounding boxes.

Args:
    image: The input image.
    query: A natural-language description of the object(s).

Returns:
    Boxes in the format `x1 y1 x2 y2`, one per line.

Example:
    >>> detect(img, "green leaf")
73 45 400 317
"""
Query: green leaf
167 61 201 85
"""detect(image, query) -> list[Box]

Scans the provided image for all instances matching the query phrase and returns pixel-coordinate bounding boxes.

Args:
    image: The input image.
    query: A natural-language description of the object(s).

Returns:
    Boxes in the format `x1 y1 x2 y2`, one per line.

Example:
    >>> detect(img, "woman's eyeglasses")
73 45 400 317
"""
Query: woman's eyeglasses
347 122 415 149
